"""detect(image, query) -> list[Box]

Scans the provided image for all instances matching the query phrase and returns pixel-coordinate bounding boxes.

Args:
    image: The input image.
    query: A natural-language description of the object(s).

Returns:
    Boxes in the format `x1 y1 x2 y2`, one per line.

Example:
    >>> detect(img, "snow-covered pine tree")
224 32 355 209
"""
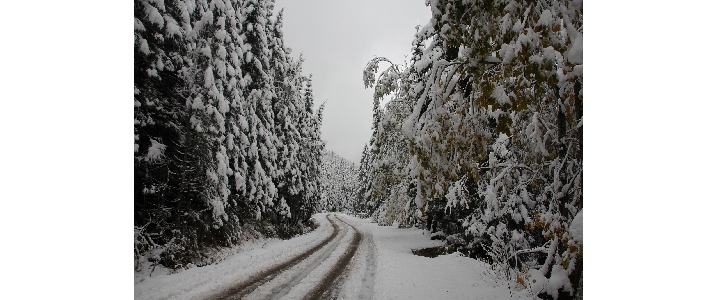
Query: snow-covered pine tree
135 0 326 270
221 0 253 231
283 62 314 224
318 150 359 213
135 0 222 268
355 144 376 215
297 76 326 221
268 9 309 226
239 0 280 221
368 94 414 226
361 31 428 227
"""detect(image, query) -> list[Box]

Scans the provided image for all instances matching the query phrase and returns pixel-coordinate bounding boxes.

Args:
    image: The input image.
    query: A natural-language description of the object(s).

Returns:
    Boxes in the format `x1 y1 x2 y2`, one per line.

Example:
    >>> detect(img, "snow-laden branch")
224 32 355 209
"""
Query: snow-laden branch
512 241 551 258
363 57 401 89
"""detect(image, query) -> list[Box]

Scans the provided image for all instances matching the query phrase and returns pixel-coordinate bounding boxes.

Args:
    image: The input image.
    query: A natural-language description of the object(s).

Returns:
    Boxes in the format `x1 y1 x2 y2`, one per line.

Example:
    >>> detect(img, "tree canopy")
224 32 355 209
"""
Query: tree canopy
134 0 324 270
359 0 583 298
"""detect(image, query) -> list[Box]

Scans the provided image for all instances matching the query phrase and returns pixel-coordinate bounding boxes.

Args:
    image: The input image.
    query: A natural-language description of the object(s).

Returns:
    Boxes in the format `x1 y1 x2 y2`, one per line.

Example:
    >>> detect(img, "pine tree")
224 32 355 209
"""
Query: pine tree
319 150 359 213
134 0 327 270
269 9 307 225
239 0 279 220
297 76 326 221
355 144 374 214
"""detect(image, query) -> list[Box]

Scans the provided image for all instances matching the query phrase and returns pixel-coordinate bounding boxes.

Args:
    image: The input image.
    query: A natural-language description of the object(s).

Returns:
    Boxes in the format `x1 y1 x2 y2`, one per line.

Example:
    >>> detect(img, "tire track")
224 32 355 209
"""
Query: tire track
262 216 351 299
301 216 363 300
205 215 341 300
358 226 377 300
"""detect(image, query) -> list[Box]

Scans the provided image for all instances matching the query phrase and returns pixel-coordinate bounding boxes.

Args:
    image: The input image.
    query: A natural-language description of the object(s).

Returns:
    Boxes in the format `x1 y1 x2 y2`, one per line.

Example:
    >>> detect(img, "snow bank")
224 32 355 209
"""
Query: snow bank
134 214 333 300
340 214 533 299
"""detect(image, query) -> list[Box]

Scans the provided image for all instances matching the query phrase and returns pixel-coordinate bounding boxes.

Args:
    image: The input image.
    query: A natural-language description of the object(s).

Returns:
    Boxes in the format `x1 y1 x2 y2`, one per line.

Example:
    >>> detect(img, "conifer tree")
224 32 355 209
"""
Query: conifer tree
355 144 374 214
318 150 359 213
134 0 326 270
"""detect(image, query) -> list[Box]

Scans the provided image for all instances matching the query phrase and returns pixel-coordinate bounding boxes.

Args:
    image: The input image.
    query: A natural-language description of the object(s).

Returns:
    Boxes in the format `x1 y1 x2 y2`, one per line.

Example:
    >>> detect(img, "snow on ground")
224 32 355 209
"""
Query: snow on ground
134 213 334 300
273 217 356 299
338 214 533 300
134 213 533 300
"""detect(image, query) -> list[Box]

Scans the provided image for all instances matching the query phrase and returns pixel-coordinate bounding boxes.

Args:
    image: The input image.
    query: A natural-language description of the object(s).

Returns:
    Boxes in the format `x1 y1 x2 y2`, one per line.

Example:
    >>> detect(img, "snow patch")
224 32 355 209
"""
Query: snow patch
145 139 166 162
492 85 511 105
567 34 583 64
569 209 583 244
538 9 553 27
143 2 165 28
138 38 150 55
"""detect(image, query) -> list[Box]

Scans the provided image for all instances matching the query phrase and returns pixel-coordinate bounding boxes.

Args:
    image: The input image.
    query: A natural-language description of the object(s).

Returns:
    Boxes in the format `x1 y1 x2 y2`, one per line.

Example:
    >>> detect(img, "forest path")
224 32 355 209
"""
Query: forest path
331 216 378 300
206 214 368 300
135 213 531 299
298 216 364 299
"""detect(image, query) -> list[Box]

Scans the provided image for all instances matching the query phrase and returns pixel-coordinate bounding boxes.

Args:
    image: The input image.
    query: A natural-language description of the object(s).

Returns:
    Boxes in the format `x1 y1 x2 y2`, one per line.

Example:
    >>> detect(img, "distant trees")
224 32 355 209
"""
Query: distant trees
318 150 359 213
134 0 324 270
355 144 377 215
360 0 582 299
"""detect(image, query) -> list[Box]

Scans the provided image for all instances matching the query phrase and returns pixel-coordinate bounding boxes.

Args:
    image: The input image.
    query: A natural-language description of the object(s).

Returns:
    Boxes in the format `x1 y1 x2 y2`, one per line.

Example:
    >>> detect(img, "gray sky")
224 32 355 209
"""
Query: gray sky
273 0 431 164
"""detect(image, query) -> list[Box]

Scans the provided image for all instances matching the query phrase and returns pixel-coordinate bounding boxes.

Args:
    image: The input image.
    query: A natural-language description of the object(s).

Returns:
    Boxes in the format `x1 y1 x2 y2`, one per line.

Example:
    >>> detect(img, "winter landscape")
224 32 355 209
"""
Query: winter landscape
134 0 583 299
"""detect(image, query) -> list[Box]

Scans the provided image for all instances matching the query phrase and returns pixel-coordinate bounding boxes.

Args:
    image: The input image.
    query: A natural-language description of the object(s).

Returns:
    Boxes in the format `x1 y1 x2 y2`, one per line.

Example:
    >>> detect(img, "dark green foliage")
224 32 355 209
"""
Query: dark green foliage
134 0 324 271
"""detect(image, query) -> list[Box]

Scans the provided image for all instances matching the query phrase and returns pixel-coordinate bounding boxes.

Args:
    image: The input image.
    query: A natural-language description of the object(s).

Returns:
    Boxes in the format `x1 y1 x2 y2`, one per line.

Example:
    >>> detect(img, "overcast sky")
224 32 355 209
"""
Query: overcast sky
273 0 432 164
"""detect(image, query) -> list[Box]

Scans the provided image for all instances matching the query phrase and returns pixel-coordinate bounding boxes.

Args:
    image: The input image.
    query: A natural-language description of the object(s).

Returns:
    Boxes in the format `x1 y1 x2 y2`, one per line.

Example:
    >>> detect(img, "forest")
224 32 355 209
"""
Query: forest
134 0 325 269
135 0 582 299
357 0 583 298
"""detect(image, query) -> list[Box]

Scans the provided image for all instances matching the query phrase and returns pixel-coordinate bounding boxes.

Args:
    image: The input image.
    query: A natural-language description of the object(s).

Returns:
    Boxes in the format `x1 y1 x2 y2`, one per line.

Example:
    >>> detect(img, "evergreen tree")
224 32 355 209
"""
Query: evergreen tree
297 76 326 221
355 144 375 214
318 150 359 213
269 9 303 224
134 0 326 271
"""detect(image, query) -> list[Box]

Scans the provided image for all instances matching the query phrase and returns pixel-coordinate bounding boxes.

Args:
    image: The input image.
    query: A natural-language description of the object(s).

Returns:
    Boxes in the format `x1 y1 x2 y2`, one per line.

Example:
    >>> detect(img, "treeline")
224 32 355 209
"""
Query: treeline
357 0 582 299
318 150 359 213
134 0 324 270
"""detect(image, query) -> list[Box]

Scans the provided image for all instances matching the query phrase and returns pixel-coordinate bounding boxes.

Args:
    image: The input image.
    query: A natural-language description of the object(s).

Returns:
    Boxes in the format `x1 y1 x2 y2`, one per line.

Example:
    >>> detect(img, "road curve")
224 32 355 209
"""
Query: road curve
301 216 363 300
205 215 342 300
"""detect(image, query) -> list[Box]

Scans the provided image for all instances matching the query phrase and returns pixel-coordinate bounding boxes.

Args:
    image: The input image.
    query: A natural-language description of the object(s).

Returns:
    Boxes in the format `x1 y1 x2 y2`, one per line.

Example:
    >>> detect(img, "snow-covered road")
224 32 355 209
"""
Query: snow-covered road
135 213 532 299
211 214 363 300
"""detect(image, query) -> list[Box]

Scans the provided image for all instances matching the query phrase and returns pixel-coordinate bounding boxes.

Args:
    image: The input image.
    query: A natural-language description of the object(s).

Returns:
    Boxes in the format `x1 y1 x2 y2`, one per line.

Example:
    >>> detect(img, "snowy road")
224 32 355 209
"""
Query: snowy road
206 214 365 299
135 213 374 300
135 213 532 299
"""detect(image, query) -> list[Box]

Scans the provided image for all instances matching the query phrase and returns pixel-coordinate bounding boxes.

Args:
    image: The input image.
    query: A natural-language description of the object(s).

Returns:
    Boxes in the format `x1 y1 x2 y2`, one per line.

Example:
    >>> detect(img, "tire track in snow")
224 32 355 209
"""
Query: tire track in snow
302 216 363 300
261 215 351 299
206 214 340 300
328 216 377 300
358 223 377 300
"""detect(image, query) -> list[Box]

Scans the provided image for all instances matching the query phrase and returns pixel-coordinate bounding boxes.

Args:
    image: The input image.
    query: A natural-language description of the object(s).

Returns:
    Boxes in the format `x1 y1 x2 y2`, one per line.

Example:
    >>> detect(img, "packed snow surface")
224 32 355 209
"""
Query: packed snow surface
342 215 532 300
134 214 335 300
135 213 532 299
